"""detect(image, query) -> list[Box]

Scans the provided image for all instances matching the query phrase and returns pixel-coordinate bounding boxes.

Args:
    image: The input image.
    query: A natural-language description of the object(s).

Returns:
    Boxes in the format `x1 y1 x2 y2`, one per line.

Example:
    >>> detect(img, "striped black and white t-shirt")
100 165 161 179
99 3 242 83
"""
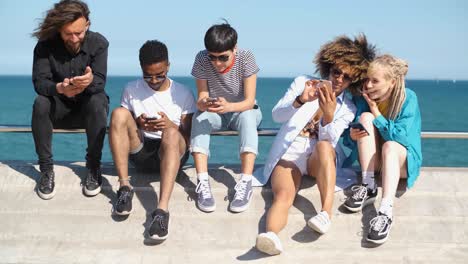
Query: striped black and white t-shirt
191 48 259 103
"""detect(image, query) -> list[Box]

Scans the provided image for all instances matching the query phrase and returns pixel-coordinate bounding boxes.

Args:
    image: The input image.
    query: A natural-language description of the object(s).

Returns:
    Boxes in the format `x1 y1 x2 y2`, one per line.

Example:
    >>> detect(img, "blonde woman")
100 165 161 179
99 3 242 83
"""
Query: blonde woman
343 55 422 244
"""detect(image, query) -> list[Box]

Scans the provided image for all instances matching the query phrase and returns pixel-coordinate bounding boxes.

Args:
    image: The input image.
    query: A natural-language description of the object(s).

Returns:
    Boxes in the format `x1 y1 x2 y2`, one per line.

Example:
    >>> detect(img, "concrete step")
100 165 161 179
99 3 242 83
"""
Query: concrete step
1 161 468 263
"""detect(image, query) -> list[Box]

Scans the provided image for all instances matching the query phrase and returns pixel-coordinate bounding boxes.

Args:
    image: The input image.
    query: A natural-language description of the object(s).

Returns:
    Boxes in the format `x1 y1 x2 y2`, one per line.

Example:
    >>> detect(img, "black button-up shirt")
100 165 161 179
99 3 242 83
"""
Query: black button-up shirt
32 31 109 98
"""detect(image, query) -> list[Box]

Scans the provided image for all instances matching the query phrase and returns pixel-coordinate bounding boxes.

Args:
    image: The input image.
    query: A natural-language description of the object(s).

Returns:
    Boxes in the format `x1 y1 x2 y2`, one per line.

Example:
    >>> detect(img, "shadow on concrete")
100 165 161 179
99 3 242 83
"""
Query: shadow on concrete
236 247 272 261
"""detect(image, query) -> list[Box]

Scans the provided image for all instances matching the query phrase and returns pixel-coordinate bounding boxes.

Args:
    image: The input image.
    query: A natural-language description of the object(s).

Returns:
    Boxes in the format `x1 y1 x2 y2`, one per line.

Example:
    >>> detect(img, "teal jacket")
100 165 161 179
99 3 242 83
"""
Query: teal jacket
343 88 422 188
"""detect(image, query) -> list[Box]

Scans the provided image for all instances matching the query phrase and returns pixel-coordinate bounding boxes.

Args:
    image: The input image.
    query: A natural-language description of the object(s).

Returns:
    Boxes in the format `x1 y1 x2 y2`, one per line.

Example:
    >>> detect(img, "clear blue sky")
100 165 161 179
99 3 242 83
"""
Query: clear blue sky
1 0 467 79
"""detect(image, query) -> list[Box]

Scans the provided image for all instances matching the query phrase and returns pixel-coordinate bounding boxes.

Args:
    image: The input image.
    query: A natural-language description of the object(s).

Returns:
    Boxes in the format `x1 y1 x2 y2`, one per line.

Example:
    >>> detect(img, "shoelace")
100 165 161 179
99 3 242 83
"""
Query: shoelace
195 179 212 199
314 212 330 225
117 190 132 205
151 214 167 231
40 172 54 188
351 185 368 200
233 180 248 201
86 168 101 184
370 215 389 232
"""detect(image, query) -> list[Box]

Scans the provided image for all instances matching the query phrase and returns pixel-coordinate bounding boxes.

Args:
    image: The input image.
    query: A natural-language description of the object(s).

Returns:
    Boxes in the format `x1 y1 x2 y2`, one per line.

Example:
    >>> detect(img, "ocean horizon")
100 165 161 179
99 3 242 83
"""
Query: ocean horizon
1 75 467 167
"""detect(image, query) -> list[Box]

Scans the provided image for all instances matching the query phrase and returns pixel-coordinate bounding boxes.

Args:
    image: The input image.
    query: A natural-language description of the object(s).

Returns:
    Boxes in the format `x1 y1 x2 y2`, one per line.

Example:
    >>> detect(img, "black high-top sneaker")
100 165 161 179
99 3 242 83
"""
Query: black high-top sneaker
83 166 102 196
344 184 378 212
37 170 56 200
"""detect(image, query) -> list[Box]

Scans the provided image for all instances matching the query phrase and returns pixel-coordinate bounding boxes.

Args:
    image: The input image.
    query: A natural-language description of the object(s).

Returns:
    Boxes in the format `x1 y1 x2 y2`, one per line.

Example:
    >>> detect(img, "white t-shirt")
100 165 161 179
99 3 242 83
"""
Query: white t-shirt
120 78 197 139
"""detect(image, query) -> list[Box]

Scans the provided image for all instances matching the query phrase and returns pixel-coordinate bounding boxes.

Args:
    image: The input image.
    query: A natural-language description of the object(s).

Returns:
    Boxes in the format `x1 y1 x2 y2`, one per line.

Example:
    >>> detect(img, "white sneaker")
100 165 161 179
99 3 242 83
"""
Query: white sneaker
256 232 283 255
307 211 331 234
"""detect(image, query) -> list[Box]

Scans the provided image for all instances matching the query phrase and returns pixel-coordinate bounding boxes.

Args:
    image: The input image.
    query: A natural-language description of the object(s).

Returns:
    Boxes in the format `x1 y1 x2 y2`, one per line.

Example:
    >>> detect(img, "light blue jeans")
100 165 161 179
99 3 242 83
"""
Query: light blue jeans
190 108 262 156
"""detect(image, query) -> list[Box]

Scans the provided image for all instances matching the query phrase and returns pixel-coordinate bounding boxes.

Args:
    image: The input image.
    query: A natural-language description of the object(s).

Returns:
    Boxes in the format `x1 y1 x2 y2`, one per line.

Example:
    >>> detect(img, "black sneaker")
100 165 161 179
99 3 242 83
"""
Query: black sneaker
112 186 134 216
343 184 378 212
37 170 56 200
367 212 393 244
83 166 102 196
148 209 170 241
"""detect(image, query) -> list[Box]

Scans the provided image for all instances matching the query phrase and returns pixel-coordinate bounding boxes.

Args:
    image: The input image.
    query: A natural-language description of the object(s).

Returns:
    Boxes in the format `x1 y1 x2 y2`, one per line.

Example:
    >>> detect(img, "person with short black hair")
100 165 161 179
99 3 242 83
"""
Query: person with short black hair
190 22 262 213
31 0 109 200
109 40 196 242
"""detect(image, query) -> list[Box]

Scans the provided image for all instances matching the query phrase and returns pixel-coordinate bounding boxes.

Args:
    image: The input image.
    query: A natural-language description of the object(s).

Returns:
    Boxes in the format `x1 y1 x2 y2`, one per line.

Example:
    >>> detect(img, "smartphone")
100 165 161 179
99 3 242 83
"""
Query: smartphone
206 97 219 103
146 113 161 121
316 80 333 90
349 121 369 135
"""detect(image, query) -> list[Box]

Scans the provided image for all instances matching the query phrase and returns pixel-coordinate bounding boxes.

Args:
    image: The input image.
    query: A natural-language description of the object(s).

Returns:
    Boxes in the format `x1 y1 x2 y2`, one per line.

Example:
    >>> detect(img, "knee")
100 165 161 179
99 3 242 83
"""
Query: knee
86 93 109 115
273 189 295 207
381 141 399 158
359 112 375 126
161 127 181 149
32 95 51 116
110 107 132 128
313 141 334 161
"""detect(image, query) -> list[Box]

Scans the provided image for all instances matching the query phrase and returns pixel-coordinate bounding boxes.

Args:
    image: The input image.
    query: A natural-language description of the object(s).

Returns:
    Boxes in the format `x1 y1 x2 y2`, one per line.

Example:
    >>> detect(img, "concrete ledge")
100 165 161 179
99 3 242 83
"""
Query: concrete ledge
1 161 468 263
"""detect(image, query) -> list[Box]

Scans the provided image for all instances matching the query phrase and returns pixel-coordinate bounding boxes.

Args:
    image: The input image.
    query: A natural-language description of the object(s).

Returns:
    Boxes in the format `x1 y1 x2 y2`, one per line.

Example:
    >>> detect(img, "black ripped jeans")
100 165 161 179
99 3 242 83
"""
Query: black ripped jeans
31 93 109 172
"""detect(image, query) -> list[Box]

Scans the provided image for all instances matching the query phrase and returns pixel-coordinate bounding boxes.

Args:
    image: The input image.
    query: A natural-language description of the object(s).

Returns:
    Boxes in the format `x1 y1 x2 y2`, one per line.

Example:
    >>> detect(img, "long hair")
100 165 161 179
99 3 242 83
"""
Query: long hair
32 0 90 41
370 54 409 120
314 34 376 94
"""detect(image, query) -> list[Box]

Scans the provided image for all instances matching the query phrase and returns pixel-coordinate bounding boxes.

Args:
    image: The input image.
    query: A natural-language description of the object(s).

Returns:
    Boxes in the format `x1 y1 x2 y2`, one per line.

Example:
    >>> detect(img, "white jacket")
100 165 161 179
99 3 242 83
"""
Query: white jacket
253 75 356 186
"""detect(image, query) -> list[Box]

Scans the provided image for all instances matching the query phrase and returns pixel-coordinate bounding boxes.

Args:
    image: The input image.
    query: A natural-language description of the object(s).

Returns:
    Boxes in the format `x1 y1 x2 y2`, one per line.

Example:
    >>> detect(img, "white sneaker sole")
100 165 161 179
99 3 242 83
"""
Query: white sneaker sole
37 188 56 200
112 207 133 216
197 201 216 212
84 185 101 196
149 233 168 241
229 192 253 213
256 235 282 255
344 196 377 213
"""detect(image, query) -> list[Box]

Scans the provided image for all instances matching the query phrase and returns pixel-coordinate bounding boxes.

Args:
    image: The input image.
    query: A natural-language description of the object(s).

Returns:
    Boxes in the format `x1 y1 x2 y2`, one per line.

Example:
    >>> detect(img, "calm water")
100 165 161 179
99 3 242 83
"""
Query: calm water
1 75 467 167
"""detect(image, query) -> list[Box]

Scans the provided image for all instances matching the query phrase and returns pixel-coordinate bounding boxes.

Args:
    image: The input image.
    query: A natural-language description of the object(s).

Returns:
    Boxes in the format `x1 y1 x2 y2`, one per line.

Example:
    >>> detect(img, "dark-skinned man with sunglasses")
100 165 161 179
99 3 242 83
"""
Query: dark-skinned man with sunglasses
108 40 196 242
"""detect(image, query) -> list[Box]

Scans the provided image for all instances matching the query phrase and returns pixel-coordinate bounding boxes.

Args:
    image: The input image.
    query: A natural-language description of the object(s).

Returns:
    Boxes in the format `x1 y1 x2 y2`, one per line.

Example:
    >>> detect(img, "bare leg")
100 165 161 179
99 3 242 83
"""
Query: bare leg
357 112 380 172
193 153 208 174
381 141 408 200
109 107 142 187
266 160 302 234
158 127 187 211
307 141 336 217
240 152 256 175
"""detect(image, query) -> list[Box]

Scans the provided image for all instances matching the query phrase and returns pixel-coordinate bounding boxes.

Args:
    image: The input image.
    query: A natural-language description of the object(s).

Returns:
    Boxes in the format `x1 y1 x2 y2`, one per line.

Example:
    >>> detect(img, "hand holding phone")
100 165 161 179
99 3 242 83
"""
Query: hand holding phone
146 113 161 121
316 80 333 91
349 121 369 135
206 97 219 103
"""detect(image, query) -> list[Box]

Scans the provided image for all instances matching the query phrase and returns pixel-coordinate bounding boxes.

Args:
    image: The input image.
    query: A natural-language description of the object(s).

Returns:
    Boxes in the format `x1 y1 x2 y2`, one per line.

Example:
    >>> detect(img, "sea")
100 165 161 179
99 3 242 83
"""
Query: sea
1 75 467 167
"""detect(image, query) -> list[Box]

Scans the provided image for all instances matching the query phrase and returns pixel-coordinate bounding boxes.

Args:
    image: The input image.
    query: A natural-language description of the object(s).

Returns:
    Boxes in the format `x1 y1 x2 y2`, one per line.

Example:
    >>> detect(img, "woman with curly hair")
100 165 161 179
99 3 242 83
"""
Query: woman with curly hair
255 34 376 255
343 55 422 244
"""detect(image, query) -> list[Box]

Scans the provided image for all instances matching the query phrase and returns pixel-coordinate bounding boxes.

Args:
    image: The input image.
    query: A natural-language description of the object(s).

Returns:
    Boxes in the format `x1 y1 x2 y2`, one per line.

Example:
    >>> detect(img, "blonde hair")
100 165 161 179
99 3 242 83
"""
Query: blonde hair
369 54 409 120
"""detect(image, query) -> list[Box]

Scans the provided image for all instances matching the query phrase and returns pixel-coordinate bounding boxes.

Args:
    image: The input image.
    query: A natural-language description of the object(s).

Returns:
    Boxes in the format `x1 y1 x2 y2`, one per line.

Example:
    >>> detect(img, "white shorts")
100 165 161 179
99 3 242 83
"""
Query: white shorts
281 136 318 176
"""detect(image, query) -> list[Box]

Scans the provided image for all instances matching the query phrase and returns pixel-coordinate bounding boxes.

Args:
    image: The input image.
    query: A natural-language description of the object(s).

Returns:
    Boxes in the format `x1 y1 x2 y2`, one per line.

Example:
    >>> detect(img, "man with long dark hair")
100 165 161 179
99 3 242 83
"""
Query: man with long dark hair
31 0 109 200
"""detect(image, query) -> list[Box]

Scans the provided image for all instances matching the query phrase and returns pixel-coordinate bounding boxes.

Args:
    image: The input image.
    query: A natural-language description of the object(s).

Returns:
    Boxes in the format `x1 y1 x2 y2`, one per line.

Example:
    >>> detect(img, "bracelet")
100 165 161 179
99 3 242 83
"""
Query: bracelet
295 96 305 106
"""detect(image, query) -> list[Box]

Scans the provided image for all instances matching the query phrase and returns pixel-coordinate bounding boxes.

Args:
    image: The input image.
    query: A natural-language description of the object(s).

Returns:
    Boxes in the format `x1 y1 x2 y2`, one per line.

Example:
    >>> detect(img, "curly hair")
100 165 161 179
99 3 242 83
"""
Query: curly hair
32 0 90 41
314 34 376 94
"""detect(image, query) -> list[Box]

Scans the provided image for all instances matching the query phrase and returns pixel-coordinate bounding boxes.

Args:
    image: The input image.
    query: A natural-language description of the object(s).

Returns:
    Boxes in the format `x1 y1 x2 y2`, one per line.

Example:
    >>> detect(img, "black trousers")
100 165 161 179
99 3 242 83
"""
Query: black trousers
31 93 109 172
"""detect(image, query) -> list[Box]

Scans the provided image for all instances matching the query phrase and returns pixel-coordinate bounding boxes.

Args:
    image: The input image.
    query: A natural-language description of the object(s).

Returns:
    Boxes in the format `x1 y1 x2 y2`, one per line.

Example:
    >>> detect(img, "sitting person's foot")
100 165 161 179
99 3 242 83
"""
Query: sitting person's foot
195 178 216 212
83 166 102 196
112 186 134 216
229 179 253 213
343 184 378 212
148 208 170 241
367 212 393 244
307 211 331 234
256 232 283 255
37 170 56 200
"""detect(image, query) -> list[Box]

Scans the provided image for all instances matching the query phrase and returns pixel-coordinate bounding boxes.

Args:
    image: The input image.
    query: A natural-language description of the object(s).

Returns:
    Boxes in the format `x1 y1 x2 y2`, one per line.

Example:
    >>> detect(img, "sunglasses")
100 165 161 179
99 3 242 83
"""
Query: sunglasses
143 74 166 82
331 68 353 82
208 54 230 62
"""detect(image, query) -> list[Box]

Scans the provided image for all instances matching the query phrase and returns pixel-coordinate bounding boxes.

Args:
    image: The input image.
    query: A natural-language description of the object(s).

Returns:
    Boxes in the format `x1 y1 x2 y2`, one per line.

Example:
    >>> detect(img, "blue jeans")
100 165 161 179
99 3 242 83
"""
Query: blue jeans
190 108 262 156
